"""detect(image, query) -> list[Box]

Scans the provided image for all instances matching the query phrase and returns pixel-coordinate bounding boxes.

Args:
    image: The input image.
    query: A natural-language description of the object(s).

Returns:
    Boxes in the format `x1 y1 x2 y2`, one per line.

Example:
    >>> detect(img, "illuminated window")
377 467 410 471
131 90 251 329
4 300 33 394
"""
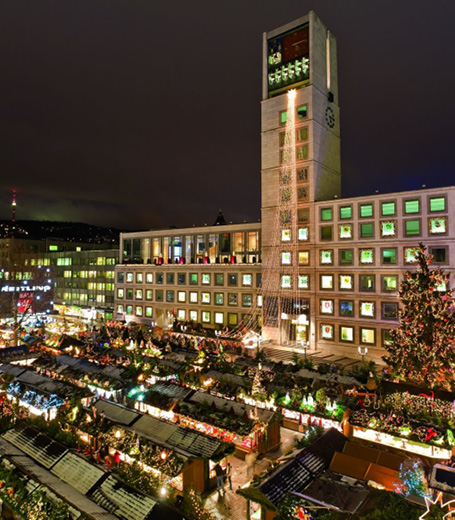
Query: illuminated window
215 293 224 305
296 127 308 142
320 299 333 314
135 289 143 299
189 292 198 303
339 206 352 219
360 204 373 218
202 292 210 304
298 251 309 265
381 221 396 237
429 217 446 234
339 224 352 239
166 290 174 302
228 274 238 286
126 272 134 283
296 145 308 160
189 310 198 321
404 248 418 263
429 196 446 212
298 228 309 241
405 220 420 236
320 208 333 221
280 110 287 125
360 223 374 238
215 274 224 286
297 105 307 118
117 304 124 313
215 312 224 325
360 275 375 291
146 273 153 283
136 273 143 283
339 249 353 265
381 201 395 216
281 275 292 289
382 303 398 320
359 249 374 264
228 293 238 306
382 275 398 292
320 324 334 340
339 275 353 290
202 273 210 285
242 294 252 307
228 313 238 325
202 311 211 323
405 199 420 214
281 252 291 265
361 328 375 345
360 302 374 317
177 309 186 320
126 289 133 299
319 251 332 266
340 300 353 316
145 306 153 318
146 290 153 300
257 295 263 307
298 275 309 289
126 305 133 315
281 229 291 242
135 306 143 317
340 326 354 342
242 274 252 286
320 275 333 290
178 291 186 303
189 273 198 285
117 288 124 299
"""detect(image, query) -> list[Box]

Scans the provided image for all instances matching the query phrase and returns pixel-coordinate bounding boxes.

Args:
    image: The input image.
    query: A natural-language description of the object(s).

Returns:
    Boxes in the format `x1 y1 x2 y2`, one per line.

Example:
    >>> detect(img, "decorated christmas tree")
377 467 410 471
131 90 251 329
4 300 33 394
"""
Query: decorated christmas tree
394 458 429 498
383 244 455 389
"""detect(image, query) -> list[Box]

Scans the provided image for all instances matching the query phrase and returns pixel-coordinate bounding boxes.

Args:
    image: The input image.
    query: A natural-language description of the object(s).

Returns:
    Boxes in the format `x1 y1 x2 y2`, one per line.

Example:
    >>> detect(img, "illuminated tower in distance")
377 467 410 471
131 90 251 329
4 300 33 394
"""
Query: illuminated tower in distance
12 190 17 223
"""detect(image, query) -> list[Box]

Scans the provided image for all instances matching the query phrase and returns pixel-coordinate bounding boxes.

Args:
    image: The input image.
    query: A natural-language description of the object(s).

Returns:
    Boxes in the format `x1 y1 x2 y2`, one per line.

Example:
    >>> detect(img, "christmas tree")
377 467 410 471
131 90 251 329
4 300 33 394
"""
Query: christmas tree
394 458 429 498
383 244 455 389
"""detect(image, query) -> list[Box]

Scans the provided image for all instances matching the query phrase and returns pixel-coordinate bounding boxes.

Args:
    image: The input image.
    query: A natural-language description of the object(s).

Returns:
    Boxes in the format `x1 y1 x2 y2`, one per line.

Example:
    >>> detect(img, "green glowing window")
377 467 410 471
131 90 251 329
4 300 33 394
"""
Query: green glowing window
360 223 374 238
298 275 309 289
340 326 354 342
146 290 153 300
296 127 308 141
296 145 308 160
202 311 210 323
430 197 446 212
360 328 375 345
320 208 333 221
429 217 446 234
215 293 224 305
405 220 420 236
360 204 373 218
49 245 58 251
382 329 393 347
360 275 375 291
339 249 353 265
126 289 133 299
320 324 334 340
320 250 333 264
320 275 333 290
382 275 398 292
381 202 395 216
281 275 292 289
297 105 307 118
360 249 374 264
339 224 352 239
381 221 396 236
242 294 252 307
280 111 287 124
135 306 143 317
189 273 198 285
320 226 333 241
145 307 153 317
298 251 309 265
135 289 143 299
281 252 291 265
339 275 353 290
298 228 309 241
405 199 420 214
382 248 396 264
126 305 133 315
404 248 418 263
339 206 352 219
215 274 224 286
360 302 374 317
117 289 124 299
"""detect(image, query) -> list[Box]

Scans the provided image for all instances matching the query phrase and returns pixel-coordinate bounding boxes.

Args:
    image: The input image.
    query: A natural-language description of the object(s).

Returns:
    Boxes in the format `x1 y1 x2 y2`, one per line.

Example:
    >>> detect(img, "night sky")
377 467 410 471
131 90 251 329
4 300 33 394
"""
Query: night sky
1 1 454 231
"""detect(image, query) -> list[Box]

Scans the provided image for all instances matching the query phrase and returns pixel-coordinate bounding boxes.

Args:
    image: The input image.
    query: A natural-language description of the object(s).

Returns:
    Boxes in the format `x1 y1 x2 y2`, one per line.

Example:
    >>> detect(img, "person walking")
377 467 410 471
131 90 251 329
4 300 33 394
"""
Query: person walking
225 462 232 490
214 463 225 495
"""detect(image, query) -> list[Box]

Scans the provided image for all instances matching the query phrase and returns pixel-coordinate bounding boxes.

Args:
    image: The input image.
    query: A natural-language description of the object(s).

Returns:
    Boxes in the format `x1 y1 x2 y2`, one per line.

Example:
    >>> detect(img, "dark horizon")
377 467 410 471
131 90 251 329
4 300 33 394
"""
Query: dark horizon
1 1 454 230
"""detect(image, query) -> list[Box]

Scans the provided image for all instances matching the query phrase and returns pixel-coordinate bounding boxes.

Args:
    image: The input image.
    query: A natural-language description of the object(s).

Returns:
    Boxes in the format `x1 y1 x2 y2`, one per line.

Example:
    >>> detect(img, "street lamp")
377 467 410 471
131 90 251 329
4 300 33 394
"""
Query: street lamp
358 346 368 363
299 340 310 358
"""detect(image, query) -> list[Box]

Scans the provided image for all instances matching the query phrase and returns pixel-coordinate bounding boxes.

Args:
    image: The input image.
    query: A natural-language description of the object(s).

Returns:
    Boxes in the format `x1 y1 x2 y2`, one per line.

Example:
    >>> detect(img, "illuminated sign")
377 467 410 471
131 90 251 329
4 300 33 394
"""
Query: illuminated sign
0 284 51 293
268 24 310 95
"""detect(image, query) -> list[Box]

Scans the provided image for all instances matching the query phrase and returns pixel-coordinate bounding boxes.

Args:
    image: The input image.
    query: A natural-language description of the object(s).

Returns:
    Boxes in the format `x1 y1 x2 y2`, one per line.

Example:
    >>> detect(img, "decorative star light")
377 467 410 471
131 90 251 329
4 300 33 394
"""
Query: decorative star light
420 491 455 519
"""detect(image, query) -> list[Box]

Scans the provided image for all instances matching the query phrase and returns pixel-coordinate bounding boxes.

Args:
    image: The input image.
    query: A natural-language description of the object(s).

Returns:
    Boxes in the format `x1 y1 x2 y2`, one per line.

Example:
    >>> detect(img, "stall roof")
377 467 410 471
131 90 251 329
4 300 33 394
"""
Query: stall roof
0 362 27 377
94 399 140 427
342 442 404 471
148 381 193 401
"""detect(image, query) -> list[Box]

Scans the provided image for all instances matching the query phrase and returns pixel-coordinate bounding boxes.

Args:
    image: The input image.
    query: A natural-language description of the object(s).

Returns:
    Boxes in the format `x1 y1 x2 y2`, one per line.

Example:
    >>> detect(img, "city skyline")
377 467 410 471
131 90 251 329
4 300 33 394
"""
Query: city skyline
1 0 454 230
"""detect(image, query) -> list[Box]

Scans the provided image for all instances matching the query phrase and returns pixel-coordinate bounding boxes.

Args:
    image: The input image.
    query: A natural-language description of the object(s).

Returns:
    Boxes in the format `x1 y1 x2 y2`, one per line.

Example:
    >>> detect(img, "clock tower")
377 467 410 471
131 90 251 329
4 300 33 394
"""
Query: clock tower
261 12 341 346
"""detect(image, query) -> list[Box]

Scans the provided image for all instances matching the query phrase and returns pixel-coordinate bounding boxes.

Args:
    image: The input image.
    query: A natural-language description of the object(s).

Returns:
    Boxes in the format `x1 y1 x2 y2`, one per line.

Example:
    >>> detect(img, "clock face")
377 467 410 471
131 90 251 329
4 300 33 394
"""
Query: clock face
325 106 335 128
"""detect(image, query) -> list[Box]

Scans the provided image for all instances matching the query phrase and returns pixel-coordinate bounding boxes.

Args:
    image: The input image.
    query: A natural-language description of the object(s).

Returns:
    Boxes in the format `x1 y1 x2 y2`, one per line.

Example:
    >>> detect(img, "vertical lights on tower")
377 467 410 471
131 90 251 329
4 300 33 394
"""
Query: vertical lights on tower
12 190 17 223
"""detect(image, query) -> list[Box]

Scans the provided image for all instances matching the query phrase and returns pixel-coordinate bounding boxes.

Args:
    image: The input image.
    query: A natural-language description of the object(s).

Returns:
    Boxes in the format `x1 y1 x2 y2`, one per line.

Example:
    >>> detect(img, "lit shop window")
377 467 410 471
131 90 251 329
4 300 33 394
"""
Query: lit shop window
320 250 333 265
339 224 352 239
298 251 309 265
177 309 186 320
429 217 446 234
202 273 210 285
320 324 334 340
135 289 143 300
381 221 396 237
298 228 309 241
359 249 374 264
126 305 133 315
145 307 153 317
320 299 333 314
215 312 224 325
202 292 210 304
189 310 198 321
404 248 418 263
360 302 374 318
281 229 291 242
146 273 153 283
298 275 309 289
146 290 153 300
136 273 143 283
126 272 134 283
190 292 198 303
202 311 211 323
117 304 124 313
242 274 252 286
361 328 375 345
339 275 353 290
117 289 124 299
281 275 292 289
135 306 143 317
340 326 354 342
320 275 333 290
178 291 186 303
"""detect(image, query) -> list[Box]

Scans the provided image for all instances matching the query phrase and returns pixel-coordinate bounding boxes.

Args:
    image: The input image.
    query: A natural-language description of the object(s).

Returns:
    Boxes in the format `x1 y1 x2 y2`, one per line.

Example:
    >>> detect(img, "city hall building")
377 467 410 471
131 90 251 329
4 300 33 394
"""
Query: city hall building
114 12 455 361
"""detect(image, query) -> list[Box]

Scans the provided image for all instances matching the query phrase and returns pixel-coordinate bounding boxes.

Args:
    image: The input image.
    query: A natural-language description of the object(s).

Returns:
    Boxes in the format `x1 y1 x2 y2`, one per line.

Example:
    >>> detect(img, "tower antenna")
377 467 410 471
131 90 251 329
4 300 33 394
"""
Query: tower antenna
12 190 17 223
